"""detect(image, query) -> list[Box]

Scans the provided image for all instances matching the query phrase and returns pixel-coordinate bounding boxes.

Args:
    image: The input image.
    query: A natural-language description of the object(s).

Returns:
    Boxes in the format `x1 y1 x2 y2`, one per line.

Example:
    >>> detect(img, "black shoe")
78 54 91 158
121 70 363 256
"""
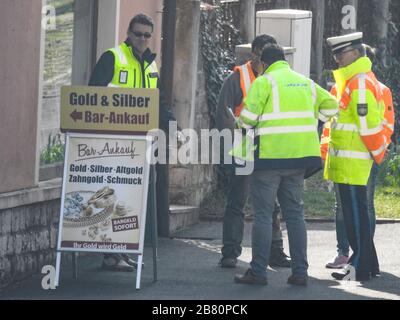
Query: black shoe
372 271 381 278
287 274 308 286
219 257 237 268
234 269 268 285
269 251 291 268
331 268 351 280
332 267 371 282
371 268 380 278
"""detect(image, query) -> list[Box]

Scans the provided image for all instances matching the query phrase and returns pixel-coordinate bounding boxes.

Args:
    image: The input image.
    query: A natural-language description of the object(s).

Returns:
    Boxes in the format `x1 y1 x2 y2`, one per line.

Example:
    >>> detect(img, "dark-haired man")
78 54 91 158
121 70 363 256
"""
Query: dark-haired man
216 35 290 269
89 13 176 272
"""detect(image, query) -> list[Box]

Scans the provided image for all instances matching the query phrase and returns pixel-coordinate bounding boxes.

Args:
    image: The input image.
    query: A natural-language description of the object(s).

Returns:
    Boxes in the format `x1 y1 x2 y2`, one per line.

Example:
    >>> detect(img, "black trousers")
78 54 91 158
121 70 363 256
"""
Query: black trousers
221 166 284 259
337 183 379 277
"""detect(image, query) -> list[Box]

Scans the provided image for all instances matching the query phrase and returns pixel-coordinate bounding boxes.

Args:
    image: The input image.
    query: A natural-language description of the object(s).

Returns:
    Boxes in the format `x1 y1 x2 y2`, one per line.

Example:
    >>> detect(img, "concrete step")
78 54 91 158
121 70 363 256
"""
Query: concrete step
169 204 199 235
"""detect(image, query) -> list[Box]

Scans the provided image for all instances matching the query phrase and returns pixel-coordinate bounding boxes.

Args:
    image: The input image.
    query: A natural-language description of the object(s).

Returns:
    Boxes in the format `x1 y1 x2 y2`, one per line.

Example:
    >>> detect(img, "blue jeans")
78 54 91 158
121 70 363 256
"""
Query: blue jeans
221 164 284 259
334 163 378 256
249 169 308 278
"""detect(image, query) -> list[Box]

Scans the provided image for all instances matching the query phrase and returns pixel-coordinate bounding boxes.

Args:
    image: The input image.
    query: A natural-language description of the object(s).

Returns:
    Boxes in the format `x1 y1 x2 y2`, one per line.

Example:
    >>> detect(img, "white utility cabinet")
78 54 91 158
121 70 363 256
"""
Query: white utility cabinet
256 9 312 77
235 44 296 68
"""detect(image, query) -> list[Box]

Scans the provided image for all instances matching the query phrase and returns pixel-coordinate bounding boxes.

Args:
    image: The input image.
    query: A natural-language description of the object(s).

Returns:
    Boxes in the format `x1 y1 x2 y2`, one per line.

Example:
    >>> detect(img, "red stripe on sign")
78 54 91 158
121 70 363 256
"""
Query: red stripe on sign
61 241 139 250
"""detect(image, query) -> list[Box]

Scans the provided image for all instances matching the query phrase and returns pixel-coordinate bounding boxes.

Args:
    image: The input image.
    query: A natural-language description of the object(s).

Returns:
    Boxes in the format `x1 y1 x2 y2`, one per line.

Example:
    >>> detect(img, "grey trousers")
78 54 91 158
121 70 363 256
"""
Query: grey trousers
222 166 284 259
249 169 308 278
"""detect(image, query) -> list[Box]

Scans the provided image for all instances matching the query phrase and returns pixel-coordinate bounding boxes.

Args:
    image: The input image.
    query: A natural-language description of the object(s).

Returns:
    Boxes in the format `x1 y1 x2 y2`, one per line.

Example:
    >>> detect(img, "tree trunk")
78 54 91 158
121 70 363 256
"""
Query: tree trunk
239 0 256 43
371 0 390 66
275 0 290 8
309 0 325 85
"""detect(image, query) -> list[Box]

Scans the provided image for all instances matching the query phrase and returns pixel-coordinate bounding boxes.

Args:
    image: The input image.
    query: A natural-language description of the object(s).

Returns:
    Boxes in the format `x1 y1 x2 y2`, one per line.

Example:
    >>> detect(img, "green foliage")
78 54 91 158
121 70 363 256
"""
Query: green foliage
303 171 335 218
199 3 241 127
40 133 65 165
377 147 400 187
373 21 400 146
200 3 242 189
374 186 400 219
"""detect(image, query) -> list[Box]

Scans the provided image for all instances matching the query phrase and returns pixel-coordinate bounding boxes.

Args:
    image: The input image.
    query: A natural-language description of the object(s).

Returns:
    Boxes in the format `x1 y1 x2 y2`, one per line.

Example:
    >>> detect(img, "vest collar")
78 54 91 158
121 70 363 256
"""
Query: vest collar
332 56 372 95
123 40 157 65
264 60 290 73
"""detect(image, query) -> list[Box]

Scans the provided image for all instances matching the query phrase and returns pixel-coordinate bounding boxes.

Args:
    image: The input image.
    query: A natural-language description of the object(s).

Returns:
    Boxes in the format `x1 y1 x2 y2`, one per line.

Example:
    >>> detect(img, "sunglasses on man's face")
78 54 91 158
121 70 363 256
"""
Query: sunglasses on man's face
131 31 152 39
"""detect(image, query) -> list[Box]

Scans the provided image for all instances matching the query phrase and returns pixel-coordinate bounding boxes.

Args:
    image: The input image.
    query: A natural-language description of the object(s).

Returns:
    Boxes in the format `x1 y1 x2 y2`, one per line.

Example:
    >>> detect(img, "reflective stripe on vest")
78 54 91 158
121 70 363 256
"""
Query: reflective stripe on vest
264 73 280 113
333 121 384 135
332 122 358 131
242 64 251 94
148 61 158 74
259 111 314 121
358 74 369 132
257 125 316 136
329 148 372 160
310 79 317 106
115 46 128 65
240 108 258 122
234 62 256 117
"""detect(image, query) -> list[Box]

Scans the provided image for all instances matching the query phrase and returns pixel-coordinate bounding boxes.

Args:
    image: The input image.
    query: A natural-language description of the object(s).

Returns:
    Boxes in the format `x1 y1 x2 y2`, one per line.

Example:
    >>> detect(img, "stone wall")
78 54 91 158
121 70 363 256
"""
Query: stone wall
0 181 61 289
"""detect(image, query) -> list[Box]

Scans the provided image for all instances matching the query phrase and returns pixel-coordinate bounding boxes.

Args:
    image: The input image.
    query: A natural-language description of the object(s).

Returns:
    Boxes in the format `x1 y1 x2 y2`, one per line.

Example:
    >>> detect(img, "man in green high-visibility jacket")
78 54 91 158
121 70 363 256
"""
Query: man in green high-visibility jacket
234 44 338 286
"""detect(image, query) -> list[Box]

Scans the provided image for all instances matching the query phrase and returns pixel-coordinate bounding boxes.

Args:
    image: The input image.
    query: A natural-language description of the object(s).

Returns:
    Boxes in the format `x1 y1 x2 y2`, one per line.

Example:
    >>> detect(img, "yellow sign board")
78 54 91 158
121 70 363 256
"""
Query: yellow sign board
60 86 159 134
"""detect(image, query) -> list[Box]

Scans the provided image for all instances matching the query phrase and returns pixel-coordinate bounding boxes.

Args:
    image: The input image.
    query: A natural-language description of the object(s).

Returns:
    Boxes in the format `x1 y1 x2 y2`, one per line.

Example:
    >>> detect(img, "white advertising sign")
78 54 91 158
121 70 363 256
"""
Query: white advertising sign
57 133 152 254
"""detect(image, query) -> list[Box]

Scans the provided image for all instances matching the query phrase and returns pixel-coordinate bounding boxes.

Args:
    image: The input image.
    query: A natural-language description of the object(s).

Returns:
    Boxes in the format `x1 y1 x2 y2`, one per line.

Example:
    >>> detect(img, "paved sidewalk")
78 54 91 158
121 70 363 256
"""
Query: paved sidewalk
1 221 399 300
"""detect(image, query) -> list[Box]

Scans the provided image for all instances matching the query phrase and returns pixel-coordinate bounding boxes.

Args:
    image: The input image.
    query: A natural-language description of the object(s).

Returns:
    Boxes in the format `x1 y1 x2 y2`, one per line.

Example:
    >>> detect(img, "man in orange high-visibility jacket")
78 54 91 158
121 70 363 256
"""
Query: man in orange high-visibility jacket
216 34 290 269
325 32 387 281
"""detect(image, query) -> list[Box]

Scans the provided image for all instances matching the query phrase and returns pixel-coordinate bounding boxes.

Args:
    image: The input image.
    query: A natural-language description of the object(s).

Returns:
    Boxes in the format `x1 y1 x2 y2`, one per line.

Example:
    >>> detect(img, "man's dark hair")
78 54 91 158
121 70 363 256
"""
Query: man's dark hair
364 44 376 62
261 44 286 65
251 34 277 53
128 13 154 32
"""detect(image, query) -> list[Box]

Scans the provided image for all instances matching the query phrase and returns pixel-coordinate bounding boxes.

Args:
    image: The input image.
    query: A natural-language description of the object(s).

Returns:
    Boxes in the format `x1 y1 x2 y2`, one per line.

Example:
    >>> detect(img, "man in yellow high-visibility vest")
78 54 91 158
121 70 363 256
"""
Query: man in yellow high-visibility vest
216 35 290 269
234 44 338 286
89 13 176 272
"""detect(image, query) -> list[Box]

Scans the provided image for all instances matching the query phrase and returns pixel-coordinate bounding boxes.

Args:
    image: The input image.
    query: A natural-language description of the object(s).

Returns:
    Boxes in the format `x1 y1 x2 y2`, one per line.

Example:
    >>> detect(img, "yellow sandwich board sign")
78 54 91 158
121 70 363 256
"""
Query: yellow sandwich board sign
60 86 159 134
